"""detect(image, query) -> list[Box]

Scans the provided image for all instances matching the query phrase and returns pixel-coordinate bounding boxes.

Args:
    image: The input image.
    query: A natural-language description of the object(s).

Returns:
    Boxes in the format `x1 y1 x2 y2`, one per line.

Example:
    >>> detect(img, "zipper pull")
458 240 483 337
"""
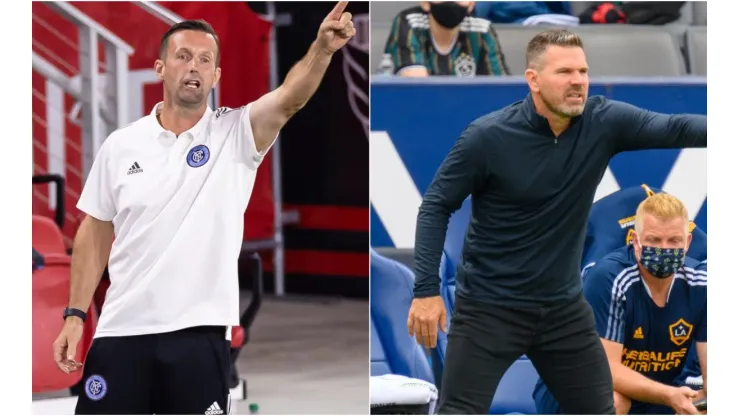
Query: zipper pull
554 138 558 144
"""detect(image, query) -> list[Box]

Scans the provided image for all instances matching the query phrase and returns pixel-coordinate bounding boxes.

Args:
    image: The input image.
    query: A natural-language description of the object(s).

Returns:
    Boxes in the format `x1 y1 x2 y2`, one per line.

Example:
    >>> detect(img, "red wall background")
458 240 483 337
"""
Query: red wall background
32 2 274 244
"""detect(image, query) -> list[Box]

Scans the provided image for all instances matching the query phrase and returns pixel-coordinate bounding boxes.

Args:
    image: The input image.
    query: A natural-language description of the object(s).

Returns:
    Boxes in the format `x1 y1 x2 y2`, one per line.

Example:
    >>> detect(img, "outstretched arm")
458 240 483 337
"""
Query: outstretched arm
249 1 356 152
609 100 707 154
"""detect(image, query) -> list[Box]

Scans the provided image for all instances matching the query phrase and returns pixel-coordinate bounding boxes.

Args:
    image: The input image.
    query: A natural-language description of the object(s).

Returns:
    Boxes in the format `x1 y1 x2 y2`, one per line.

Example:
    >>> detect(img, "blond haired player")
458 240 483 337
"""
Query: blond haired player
534 193 707 415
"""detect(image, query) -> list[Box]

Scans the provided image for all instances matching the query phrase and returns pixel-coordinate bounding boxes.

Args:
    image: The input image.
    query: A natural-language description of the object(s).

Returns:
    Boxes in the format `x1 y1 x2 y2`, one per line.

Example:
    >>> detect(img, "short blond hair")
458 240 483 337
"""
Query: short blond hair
634 193 690 235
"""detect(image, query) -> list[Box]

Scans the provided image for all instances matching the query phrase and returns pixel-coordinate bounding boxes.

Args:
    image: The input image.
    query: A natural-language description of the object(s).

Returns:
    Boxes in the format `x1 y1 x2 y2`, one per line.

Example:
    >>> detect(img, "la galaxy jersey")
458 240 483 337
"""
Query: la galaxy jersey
584 246 706 391
533 256 706 415
384 6 509 76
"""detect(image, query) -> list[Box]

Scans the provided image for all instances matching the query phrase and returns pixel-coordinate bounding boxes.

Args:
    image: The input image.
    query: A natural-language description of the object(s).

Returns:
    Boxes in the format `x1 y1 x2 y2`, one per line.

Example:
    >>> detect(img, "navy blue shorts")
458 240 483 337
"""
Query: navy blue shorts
75 326 230 415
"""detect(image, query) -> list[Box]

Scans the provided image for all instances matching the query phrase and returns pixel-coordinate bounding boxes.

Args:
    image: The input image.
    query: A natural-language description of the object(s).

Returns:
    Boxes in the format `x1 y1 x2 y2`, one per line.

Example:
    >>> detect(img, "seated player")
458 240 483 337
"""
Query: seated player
383 1 510 76
533 193 707 415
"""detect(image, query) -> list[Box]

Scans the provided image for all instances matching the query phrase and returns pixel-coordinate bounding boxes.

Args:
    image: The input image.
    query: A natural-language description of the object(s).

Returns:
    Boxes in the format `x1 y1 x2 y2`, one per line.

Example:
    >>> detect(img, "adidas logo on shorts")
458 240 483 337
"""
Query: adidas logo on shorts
205 401 224 415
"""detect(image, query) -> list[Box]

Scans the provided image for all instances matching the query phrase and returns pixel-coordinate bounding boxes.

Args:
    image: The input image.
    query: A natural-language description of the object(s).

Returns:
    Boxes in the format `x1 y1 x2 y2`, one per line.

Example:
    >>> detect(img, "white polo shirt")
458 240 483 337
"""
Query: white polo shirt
77 102 274 338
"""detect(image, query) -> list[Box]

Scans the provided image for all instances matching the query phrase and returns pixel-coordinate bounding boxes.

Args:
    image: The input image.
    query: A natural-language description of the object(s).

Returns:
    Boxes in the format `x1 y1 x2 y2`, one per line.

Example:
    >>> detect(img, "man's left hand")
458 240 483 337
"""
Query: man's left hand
317 1 356 54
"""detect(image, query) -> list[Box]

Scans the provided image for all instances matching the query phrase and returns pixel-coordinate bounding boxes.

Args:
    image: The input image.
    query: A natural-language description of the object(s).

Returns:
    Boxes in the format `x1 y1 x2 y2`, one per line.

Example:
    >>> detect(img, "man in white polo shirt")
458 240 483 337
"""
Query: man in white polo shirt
52 3 356 414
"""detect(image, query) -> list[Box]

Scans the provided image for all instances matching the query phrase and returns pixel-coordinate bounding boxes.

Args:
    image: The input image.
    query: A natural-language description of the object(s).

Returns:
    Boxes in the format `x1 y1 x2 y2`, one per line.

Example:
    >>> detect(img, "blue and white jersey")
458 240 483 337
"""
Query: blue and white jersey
534 248 706 414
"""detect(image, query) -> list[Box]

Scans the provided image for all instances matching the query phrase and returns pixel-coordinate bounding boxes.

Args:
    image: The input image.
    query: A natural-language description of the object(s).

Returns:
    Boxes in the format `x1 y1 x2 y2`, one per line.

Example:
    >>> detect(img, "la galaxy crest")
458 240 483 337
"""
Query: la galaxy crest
454 54 476 77
668 318 694 346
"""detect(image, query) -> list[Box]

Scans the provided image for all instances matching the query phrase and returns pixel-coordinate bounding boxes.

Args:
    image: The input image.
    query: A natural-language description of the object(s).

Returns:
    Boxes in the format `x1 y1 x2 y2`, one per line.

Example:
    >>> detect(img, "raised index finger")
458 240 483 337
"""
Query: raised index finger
327 1 348 20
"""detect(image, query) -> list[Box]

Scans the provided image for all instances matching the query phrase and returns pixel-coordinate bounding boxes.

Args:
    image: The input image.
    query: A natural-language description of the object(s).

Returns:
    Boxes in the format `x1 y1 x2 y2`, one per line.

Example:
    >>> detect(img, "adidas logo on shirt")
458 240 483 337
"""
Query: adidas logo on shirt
127 162 143 175
633 327 644 339
205 401 224 415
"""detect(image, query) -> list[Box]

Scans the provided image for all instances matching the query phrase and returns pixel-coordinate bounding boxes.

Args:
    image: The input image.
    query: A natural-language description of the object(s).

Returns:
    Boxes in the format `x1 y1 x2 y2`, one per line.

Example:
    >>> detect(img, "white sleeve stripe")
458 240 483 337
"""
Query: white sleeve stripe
674 274 708 286
677 271 708 281
682 266 707 275
581 262 596 278
613 274 641 342
606 265 639 341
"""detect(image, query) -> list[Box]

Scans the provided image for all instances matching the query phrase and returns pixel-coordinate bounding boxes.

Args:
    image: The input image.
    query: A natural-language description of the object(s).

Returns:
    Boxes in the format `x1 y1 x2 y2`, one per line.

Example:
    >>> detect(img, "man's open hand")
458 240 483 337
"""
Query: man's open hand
53 318 85 374
407 296 447 348
316 1 356 54
666 386 699 415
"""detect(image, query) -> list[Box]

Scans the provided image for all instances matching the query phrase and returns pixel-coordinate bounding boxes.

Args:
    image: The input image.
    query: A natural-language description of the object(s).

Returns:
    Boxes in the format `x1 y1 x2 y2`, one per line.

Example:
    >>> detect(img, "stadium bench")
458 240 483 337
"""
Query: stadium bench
33 215 67 255
370 250 434 383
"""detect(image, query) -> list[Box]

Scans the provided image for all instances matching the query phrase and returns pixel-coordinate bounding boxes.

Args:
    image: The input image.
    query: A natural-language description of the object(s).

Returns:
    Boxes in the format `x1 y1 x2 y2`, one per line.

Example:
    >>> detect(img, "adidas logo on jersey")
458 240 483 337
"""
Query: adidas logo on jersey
127 162 143 175
633 327 644 339
205 401 224 415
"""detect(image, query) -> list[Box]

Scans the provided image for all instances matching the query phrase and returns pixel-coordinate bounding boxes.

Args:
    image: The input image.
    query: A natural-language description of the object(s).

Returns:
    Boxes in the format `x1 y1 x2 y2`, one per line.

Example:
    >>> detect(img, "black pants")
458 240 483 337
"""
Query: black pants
437 293 615 415
75 326 230 415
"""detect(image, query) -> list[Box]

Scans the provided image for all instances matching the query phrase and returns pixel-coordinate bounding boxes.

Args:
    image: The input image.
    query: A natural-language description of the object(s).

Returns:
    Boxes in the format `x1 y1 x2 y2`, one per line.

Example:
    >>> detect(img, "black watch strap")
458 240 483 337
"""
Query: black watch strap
63 307 87 322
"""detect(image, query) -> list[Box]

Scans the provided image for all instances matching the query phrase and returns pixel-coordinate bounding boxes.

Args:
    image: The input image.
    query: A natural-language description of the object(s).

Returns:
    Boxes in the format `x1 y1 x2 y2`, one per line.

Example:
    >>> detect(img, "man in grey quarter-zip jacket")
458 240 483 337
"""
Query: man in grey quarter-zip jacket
406 28 707 415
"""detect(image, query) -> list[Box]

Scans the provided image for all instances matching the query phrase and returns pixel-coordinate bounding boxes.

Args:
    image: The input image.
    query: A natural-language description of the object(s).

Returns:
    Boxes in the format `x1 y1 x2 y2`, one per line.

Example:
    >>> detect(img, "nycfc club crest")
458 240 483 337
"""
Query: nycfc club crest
85 374 108 401
187 145 211 168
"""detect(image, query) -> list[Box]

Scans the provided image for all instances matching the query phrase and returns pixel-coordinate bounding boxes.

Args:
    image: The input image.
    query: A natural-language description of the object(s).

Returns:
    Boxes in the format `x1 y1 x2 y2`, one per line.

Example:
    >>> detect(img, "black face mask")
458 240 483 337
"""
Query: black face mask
429 2 469 29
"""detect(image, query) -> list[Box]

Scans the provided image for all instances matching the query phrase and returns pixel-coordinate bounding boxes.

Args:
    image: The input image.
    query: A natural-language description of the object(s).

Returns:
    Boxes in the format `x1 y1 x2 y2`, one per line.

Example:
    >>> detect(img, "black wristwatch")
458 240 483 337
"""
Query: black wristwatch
63 307 87 322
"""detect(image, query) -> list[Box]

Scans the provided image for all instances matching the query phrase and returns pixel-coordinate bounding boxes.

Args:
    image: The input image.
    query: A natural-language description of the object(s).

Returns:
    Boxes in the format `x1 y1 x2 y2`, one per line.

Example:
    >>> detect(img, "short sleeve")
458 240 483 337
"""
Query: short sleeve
385 14 427 74
77 139 116 221
583 262 626 344
480 24 509 75
233 103 276 171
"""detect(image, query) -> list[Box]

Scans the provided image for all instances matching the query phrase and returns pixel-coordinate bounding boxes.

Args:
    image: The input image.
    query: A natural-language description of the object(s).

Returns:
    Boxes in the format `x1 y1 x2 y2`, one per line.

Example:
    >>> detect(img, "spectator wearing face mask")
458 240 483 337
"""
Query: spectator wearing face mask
383 1 510 77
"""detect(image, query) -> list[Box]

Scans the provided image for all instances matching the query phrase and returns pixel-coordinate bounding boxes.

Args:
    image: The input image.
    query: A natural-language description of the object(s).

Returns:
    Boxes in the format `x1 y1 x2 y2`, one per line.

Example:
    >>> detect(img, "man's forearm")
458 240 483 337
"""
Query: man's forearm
612 361 673 406
277 41 334 118
413 198 453 297
412 125 486 297
68 216 113 311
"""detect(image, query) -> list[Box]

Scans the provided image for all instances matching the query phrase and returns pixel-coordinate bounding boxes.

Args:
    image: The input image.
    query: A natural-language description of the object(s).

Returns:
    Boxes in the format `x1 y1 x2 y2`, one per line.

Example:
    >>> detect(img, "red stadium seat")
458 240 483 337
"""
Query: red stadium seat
33 253 98 393
33 215 66 255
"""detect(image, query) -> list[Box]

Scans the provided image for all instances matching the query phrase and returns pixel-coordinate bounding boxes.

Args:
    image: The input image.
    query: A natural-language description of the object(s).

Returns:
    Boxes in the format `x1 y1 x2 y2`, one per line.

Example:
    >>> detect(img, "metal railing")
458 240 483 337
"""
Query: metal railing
38 2 134 179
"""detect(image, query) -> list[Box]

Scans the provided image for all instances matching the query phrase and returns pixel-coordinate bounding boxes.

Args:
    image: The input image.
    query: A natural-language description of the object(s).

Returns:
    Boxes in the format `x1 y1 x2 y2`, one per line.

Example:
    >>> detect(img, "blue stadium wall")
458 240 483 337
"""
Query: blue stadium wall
370 77 707 248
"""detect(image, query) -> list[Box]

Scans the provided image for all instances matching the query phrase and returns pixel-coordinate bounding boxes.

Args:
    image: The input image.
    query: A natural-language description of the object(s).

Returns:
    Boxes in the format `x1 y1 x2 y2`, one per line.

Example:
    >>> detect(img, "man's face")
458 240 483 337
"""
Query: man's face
156 30 221 109
530 45 589 118
633 214 692 261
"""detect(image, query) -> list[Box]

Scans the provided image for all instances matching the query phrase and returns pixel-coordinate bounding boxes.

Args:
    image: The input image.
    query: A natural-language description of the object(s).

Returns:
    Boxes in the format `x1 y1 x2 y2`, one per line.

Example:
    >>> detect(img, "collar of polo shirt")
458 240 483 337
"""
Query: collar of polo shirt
523 93 583 133
148 102 214 147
